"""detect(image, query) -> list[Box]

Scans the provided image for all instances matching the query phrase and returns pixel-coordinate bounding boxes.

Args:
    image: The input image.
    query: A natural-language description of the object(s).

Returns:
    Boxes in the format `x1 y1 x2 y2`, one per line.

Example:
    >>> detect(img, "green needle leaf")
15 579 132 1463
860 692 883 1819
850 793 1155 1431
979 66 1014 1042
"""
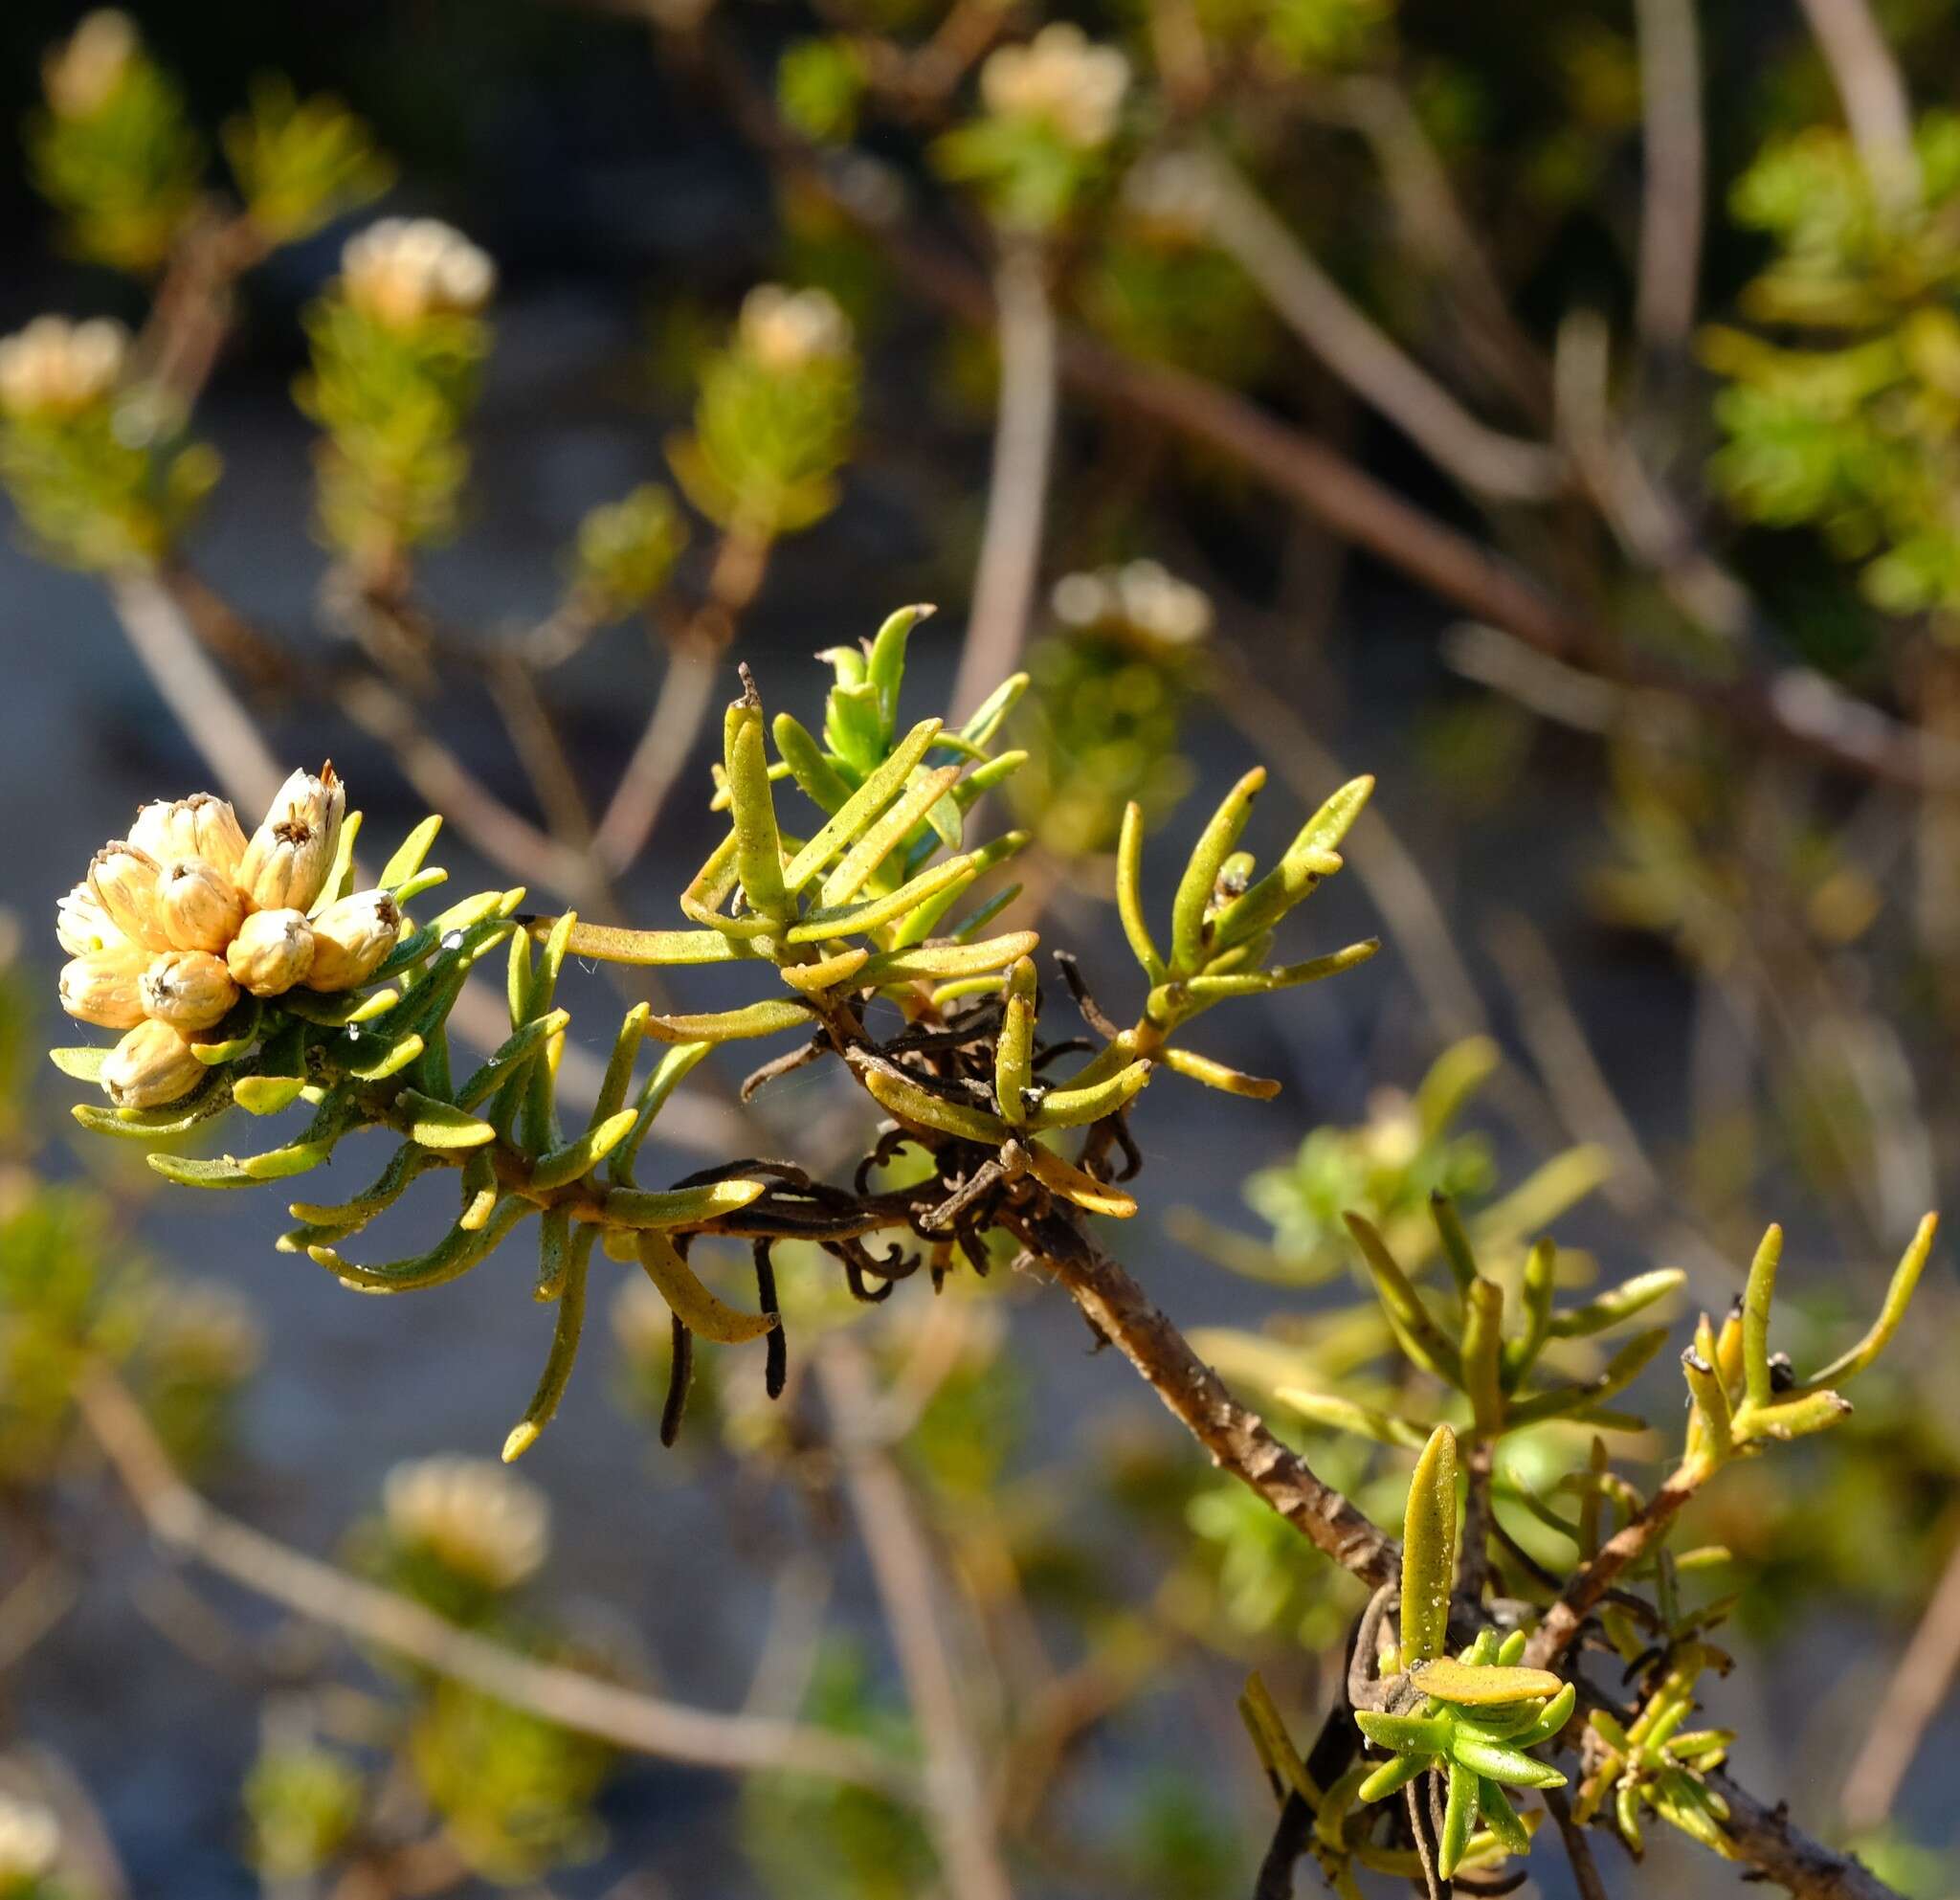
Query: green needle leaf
643 998 813 1044
635 1229 778 1343
1450 1735 1565 1790
725 670 792 922
530 1108 639 1190
784 716 943 891
1171 767 1263 976
994 956 1036 1125
1028 1058 1152 1130
1414 1659 1563 1708
1439 1760 1476 1879
1116 801 1167 983
309 1196 532 1292
504 1223 593 1462
861 1064 1012 1144
1742 1222 1782 1409
1401 1423 1459 1666
603 1177 769 1228
400 1089 498 1149
1801 1211 1938 1392
378 814 443 890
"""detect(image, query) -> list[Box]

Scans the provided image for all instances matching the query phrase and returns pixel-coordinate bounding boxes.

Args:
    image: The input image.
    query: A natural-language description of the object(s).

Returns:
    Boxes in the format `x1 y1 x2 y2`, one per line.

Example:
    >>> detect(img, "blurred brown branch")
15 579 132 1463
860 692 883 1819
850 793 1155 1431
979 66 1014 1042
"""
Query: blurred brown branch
75 1363 924 1802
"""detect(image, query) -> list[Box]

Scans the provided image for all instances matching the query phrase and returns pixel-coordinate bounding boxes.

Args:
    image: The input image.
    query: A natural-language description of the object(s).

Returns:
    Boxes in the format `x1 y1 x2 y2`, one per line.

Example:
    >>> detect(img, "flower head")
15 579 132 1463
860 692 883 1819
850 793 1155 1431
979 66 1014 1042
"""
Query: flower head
55 764 388 1107
738 283 855 373
382 1455 550 1593
1051 559 1212 648
980 26 1131 152
0 315 128 419
0 1793 60 1891
41 10 138 118
341 217 496 328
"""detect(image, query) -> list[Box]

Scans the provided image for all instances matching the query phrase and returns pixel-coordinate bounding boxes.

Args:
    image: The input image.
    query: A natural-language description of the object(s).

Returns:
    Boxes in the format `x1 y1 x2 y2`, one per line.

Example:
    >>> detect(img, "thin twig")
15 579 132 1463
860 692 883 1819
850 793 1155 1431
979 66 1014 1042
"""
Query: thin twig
75 1364 921 1803
951 239 1058 725
1192 146 1563 504
592 641 723 877
1710 1766 1904 1900
109 570 286 811
1794 0 1920 214
817 1337 1017 1900
1483 908 1736 1294
1632 0 1705 358
1524 1463 1703 1669
1543 1786 1610 1900
334 672 592 895
1023 1226 1397 1587
1320 76 1550 420
1839 1526 1960 1831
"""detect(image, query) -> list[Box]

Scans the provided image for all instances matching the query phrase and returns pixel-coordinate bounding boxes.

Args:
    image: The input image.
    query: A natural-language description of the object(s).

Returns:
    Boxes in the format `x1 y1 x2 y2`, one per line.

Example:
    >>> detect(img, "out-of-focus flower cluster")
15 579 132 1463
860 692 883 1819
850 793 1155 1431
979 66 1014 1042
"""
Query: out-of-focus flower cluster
299 220 497 568
0 1794 62 1900
669 283 860 538
27 11 203 275
979 25 1131 154
0 313 218 571
382 1455 552 1598
936 26 1132 228
1008 561 1213 858
56 768 401 1108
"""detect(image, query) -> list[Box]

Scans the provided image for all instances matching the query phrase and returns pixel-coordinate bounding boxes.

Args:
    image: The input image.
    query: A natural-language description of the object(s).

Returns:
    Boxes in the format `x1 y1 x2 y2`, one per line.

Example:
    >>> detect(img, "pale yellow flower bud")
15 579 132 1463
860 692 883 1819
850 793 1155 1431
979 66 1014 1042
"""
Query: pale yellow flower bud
56 879 122 956
129 794 248 881
0 1792 60 1885
980 25 1130 151
156 857 247 954
341 217 496 328
0 315 128 418
303 889 401 992
738 284 854 373
101 1018 204 1108
42 10 138 118
139 950 240 1033
89 842 171 950
57 944 147 1029
237 764 345 912
382 1455 549 1592
226 908 316 997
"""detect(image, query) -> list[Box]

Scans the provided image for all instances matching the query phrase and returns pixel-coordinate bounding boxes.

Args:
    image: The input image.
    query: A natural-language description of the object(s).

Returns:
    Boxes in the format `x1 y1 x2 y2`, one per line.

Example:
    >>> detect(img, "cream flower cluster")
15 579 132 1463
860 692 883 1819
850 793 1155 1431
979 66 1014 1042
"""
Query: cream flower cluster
383 1455 551 1593
0 314 128 420
0 1793 60 1889
41 9 138 119
738 283 854 374
341 217 497 329
979 24 1131 153
1052 559 1213 647
56 766 403 1109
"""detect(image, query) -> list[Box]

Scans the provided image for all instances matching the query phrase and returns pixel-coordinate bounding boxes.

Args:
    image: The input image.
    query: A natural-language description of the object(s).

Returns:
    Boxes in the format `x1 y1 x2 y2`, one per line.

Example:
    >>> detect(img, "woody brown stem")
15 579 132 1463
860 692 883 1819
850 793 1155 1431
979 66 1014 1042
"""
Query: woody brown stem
1018 1218 1398 1588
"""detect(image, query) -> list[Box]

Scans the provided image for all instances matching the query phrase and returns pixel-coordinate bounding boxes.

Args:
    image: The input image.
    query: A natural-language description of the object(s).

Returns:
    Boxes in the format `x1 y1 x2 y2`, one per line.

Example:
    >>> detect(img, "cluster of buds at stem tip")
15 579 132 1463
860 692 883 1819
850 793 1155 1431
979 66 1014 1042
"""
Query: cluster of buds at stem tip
0 1791 62 1886
56 764 402 1107
979 24 1131 151
40 9 138 119
737 283 854 373
0 314 128 419
340 216 496 329
382 1455 551 1594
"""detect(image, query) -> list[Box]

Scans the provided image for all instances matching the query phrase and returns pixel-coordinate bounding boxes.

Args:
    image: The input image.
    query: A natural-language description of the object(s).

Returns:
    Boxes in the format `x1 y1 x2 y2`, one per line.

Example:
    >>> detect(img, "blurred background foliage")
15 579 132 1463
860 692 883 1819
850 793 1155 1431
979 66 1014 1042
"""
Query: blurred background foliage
3 0 1960 1894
